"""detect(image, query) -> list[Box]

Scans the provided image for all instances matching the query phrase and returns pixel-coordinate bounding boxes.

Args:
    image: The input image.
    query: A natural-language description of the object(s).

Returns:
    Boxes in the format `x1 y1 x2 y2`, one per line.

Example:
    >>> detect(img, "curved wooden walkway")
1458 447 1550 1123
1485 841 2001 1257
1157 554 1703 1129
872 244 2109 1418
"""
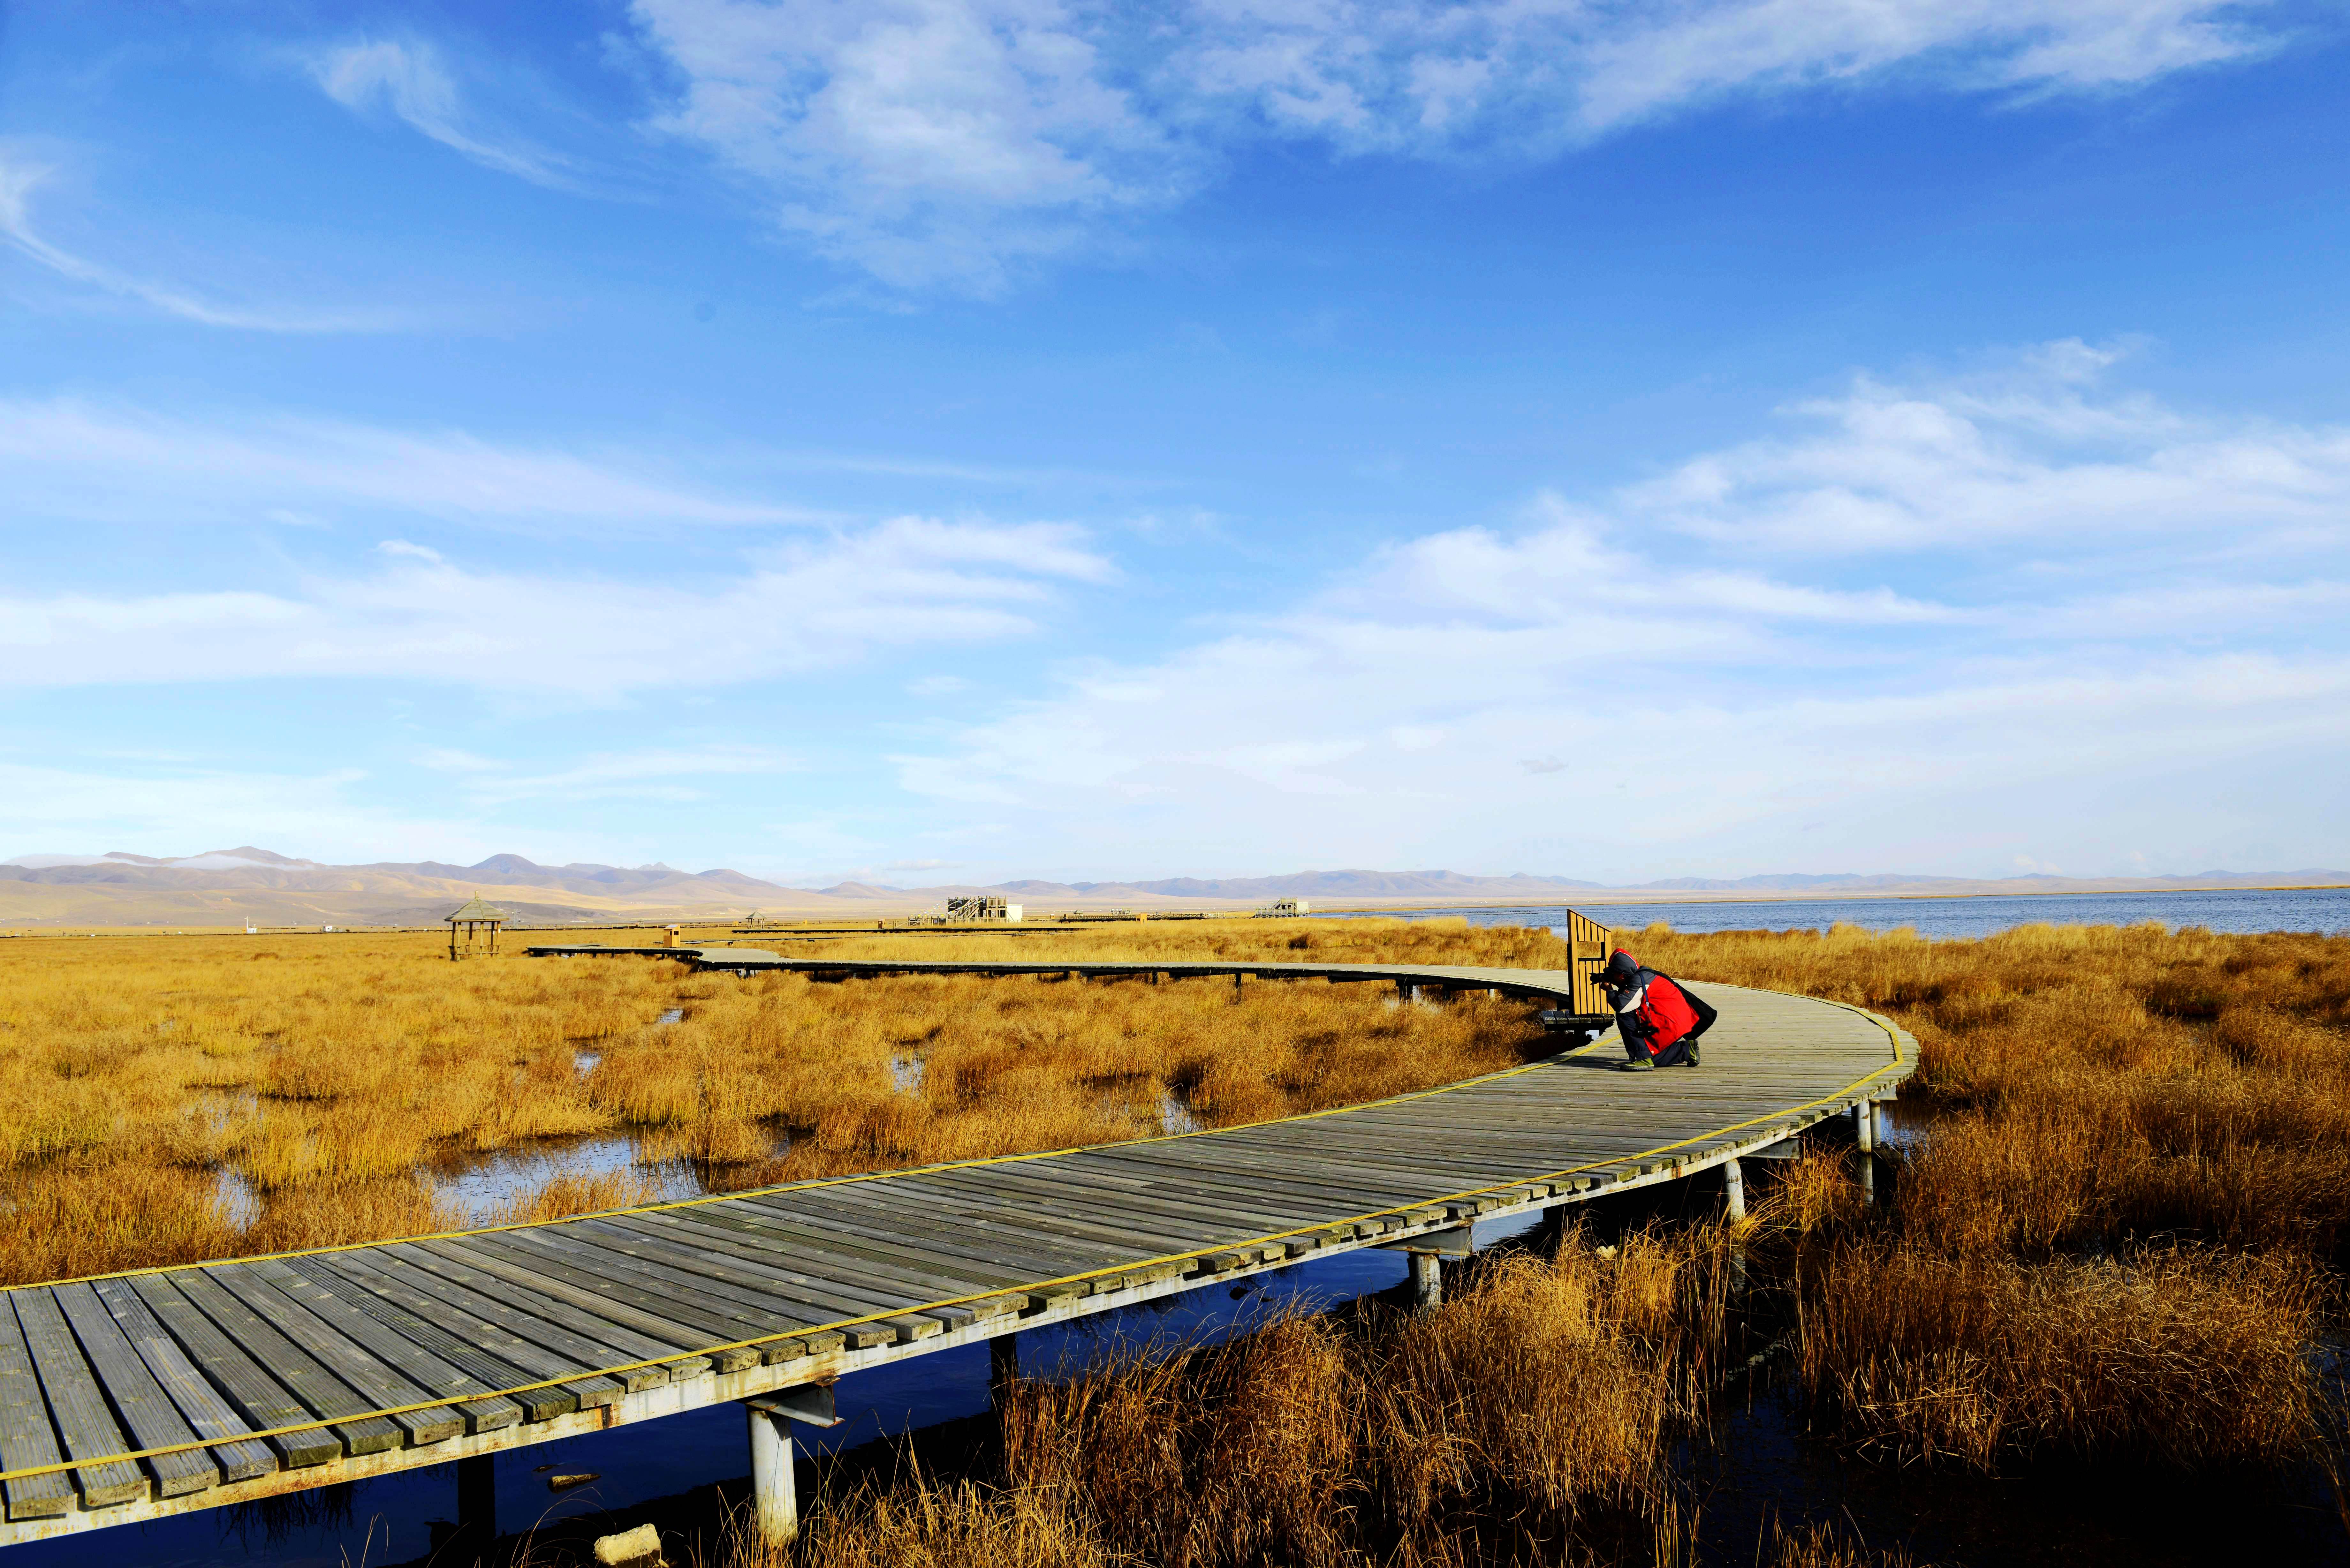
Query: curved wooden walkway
0 955 1912 1544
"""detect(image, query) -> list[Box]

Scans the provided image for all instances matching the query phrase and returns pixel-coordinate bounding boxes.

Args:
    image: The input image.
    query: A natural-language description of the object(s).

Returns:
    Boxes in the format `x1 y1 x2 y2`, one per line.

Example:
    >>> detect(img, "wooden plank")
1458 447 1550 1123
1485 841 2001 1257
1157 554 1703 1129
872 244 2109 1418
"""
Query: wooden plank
627 1204 1037 1310
589 1212 994 1334
122 1274 351 1467
870 1172 1233 1267
296 1254 621 1414
776 1185 1157 1298
896 1170 1228 1262
448 1233 783 1364
511 1223 933 1345
89 1280 277 1484
163 1270 408 1457
477 1228 820 1347
0 1292 75 1520
50 1284 218 1497
201 1266 465 1447
11 1290 147 1507
396 1241 721 1380
245 1262 523 1436
680 1193 1099 1309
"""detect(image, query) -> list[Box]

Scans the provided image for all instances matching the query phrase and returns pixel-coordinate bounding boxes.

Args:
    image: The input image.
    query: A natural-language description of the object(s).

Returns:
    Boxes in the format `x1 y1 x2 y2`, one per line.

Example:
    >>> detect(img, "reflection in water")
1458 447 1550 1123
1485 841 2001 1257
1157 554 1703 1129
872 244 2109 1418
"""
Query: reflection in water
1157 1089 1201 1135
425 1136 705 1227
657 1008 684 1025
572 1047 602 1078
210 1166 262 1229
889 1053 925 1092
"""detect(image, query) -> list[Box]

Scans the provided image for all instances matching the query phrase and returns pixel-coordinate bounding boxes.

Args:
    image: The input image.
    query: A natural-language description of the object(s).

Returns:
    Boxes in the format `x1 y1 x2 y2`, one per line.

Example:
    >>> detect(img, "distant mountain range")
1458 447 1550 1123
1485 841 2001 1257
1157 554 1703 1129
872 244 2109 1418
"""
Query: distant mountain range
0 848 781 927
3 849 2343 927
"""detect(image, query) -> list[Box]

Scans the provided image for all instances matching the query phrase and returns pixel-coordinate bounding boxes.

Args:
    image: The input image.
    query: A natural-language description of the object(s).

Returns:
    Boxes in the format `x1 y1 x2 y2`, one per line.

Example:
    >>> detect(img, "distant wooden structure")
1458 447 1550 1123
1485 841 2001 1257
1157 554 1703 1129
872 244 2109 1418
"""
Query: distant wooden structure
1561 908 1616 1018
444 897 511 961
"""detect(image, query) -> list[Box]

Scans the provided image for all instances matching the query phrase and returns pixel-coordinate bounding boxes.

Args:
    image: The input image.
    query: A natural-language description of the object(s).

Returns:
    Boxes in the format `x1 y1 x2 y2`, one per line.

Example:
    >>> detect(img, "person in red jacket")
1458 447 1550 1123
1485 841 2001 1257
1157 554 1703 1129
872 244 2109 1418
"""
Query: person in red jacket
1598 949 1713 1071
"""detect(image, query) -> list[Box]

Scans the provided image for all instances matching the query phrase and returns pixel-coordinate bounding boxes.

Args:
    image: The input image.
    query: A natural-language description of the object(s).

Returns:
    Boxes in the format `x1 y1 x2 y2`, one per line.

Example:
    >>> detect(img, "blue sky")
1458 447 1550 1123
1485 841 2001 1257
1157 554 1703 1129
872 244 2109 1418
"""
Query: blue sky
3 0 2347 886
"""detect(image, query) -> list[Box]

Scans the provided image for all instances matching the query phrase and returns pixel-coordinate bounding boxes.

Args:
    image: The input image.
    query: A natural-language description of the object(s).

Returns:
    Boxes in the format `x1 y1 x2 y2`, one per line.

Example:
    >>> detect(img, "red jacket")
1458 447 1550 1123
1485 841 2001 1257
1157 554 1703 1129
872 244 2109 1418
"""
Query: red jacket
1620 972 1700 1056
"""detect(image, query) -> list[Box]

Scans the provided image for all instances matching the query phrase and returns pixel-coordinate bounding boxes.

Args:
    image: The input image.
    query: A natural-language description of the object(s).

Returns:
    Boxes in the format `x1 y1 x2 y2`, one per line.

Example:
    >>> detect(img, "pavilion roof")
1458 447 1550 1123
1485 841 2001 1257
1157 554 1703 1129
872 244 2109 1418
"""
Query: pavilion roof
444 896 512 924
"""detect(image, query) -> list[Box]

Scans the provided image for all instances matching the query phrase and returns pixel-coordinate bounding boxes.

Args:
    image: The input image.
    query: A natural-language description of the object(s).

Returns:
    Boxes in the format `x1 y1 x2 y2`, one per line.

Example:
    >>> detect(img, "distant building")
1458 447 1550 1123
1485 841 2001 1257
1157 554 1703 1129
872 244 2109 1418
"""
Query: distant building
1254 899 1311 917
944 896 1024 922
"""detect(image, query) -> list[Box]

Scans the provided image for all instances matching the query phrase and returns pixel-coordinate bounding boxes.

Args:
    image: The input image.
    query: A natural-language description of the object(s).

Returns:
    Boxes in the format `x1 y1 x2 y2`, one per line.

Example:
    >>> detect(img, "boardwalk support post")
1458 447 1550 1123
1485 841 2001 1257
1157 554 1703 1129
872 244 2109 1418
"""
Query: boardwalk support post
1409 1252 1442 1313
989 1331 1020 1406
1722 1157 1745 1223
746 1404 796 1545
744 1385 842 1546
1853 1101 1877 1204
456 1453 494 1545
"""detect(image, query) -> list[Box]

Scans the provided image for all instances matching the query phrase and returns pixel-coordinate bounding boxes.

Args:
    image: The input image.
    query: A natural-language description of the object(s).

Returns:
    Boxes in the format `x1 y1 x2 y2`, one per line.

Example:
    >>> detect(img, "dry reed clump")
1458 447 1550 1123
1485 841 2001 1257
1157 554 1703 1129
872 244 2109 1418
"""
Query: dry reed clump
739 1474 1126 1568
1759 1519 1922 1568
780 1232 1725 1568
1799 1242 2327 1471
1628 921 2347 1472
1631 921 2350 1253
0 920 1549 1285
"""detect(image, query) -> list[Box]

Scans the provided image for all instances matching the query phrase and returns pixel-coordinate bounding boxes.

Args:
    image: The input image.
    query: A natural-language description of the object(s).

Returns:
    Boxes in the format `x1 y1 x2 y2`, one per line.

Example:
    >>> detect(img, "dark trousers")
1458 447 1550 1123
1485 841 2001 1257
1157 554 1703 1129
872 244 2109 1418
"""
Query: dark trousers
1626 1032 1694 1067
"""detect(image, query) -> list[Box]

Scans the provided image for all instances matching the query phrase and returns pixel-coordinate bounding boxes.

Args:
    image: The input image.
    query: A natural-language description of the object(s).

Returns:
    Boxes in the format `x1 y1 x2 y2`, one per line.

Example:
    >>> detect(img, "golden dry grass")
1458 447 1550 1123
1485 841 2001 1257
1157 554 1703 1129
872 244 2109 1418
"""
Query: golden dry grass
1631 919 2347 1472
735 916 2344 1568
0 920 1551 1285
755 1231 1728 1568
1633 919 2350 1256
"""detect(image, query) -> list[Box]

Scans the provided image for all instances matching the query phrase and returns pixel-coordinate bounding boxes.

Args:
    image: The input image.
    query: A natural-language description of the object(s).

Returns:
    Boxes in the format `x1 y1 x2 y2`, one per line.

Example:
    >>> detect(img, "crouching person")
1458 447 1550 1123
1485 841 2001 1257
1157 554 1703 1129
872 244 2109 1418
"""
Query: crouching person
1599 949 1713 1072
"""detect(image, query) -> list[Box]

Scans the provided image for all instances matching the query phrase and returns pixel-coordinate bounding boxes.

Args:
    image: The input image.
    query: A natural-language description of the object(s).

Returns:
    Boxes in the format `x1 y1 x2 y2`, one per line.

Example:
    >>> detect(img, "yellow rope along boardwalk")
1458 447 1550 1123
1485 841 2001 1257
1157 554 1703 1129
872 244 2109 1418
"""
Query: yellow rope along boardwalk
0 952 1912 1543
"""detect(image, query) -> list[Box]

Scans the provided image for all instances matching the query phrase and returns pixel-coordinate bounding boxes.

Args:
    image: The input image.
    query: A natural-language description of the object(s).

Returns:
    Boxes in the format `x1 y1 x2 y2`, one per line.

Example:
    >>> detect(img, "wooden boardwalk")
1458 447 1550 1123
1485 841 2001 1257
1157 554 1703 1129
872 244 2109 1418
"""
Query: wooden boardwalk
0 955 1912 1545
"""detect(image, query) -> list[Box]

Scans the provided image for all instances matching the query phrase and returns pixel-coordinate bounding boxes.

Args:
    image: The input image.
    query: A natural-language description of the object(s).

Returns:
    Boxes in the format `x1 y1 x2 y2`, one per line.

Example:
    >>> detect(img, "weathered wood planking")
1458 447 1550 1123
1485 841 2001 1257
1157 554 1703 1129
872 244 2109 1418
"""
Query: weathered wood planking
0 958 1909 1542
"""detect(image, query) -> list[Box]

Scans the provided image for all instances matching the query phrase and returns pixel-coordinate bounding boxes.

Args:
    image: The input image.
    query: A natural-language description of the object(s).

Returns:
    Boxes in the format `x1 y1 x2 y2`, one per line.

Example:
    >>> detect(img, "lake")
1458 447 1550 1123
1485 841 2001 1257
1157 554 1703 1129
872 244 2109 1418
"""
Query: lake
1313 886 2350 939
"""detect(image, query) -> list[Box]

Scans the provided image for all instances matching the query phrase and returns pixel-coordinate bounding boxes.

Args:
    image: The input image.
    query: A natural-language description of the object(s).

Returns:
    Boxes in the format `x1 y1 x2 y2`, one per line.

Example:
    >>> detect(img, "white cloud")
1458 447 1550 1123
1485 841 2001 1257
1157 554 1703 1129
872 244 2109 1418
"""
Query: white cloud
0 150 401 332
0 397 823 532
309 40 574 187
1622 340 2350 553
883 343 2350 875
424 745 803 806
625 0 2277 290
631 0 1187 292
0 759 474 864
0 517 1111 696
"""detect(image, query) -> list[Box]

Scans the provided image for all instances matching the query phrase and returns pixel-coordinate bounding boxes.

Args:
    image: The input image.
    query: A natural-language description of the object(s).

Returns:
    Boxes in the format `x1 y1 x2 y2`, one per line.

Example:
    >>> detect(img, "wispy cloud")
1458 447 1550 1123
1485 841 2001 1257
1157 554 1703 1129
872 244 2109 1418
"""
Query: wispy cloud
0 397 826 533
0 519 1112 696
0 151 403 332
307 39 575 188
417 744 801 806
625 0 2279 292
1622 338 2350 553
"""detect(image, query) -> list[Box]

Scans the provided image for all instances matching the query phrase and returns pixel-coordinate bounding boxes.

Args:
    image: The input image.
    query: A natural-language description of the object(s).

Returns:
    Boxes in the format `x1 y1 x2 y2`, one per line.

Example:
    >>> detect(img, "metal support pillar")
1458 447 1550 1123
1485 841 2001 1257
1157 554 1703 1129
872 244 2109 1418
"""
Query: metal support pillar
455 1452 494 1544
989 1330 1020 1407
746 1404 797 1546
1409 1251 1442 1314
1854 1101 1877 1205
742 1384 840 1548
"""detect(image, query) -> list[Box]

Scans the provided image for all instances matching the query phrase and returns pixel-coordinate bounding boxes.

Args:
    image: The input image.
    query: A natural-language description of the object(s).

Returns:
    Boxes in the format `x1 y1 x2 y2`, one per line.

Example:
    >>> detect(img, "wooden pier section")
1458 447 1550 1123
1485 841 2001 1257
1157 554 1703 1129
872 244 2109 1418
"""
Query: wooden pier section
0 950 1913 1546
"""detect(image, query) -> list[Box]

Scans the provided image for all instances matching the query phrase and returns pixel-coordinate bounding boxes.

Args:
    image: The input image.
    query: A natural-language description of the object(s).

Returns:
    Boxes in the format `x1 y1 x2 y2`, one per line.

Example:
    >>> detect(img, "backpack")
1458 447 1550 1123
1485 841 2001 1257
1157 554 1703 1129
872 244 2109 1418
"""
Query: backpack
1658 974 1718 1041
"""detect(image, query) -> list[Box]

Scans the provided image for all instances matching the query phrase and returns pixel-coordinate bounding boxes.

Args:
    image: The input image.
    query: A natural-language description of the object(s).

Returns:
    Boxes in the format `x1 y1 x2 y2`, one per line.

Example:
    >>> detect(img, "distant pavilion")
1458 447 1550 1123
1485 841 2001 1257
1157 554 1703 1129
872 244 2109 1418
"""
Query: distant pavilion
444 896 512 960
